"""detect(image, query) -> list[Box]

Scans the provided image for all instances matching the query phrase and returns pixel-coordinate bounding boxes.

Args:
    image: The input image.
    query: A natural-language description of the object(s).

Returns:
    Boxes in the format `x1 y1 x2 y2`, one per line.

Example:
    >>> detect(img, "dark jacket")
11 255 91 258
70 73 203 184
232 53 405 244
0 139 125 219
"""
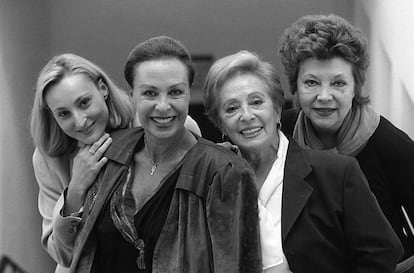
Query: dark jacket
283 109 414 259
283 139 403 272
69 127 261 273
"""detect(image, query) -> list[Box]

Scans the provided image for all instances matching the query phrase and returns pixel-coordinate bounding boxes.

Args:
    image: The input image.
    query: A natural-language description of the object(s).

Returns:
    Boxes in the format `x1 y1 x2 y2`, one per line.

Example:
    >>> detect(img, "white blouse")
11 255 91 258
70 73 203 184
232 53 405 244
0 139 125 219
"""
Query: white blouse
258 132 292 273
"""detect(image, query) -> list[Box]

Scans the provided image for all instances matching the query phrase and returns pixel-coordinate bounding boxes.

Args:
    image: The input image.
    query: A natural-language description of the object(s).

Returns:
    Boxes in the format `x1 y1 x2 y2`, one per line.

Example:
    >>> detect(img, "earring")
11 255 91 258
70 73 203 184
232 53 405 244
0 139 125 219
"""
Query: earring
277 121 281 130
104 91 108 100
221 133 230 143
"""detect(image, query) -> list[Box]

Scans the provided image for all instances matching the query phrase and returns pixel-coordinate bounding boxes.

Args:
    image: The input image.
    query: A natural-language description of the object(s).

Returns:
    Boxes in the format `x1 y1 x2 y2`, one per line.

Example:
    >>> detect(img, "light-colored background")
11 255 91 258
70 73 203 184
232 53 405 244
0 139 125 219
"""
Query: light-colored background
1 0 413 272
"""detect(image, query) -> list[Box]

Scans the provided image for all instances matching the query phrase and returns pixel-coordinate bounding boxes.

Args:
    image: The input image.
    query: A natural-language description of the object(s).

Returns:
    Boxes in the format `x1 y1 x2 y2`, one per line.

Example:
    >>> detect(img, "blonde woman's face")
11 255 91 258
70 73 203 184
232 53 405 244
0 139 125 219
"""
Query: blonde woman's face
45 74 109 144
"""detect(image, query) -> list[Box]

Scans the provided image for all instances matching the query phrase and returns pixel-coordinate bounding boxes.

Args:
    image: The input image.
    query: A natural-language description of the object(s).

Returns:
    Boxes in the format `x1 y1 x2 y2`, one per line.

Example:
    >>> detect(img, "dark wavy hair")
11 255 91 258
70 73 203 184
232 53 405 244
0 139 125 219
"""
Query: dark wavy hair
124 36 194 88
278 14 370 105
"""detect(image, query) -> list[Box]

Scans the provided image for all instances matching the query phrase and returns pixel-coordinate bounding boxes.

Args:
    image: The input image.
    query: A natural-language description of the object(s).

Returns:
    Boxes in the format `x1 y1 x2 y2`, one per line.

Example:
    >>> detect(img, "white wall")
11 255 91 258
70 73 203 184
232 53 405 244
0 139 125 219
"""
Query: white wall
355 0 414 138
48 0 353 96
0 1 57 273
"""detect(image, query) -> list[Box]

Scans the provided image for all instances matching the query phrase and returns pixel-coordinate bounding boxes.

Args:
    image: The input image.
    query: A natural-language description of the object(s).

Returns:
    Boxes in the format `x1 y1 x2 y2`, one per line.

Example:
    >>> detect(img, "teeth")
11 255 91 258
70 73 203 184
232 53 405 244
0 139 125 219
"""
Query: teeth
152 117 174 124
241 127 261 135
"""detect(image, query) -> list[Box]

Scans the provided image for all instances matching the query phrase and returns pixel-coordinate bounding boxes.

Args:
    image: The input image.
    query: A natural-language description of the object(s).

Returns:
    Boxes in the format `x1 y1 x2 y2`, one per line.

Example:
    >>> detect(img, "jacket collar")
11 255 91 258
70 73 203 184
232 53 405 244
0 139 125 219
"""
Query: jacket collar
281 138 313 242
104 127 144 165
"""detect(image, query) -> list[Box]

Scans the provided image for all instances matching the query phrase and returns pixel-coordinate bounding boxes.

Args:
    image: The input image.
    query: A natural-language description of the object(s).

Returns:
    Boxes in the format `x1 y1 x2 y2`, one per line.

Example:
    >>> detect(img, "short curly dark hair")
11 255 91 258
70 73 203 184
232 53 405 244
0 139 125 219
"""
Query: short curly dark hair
278 14 370 105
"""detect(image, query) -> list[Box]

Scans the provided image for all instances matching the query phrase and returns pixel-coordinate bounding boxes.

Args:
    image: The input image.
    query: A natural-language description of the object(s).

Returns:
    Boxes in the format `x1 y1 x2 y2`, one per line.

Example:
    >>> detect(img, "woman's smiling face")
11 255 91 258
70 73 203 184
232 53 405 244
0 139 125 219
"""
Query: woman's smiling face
45 74 109 145
296 57 355 135
132 58 190 140
218 73 279 154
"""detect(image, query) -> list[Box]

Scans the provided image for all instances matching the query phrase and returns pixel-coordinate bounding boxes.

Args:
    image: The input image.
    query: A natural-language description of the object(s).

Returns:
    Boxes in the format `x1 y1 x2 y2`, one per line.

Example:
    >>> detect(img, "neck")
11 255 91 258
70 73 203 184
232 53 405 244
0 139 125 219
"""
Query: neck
144 128 196 165
240 136 279 188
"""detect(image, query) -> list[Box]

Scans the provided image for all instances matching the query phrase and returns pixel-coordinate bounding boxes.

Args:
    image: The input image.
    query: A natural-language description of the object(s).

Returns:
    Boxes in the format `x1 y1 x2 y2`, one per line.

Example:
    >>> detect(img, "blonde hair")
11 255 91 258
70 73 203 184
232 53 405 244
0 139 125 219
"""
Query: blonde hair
30 53 133 157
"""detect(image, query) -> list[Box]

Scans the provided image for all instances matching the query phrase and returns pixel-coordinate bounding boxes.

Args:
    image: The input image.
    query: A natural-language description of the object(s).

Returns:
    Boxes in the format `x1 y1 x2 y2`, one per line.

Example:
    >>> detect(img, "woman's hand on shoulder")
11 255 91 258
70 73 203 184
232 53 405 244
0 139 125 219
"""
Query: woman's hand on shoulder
65 133 112 215
217 141 240 155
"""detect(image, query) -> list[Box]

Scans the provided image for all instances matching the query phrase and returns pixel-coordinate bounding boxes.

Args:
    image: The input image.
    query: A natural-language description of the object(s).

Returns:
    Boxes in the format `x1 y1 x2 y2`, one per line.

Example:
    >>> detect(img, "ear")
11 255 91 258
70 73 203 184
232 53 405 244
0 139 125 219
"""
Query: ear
98 78 109 99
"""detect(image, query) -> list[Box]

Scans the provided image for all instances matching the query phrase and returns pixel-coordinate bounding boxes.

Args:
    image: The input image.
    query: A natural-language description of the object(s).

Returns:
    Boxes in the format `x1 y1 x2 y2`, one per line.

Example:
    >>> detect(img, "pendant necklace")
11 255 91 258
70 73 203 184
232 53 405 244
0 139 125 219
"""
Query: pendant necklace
144 146 157 176
150 162 157 176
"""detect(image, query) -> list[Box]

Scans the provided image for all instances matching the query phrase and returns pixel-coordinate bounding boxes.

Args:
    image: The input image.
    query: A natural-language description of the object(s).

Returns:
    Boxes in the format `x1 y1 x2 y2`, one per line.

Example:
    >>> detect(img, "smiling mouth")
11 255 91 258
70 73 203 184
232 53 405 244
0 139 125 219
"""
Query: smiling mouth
240 127 262 137
79 123 95 134
151 116 175 125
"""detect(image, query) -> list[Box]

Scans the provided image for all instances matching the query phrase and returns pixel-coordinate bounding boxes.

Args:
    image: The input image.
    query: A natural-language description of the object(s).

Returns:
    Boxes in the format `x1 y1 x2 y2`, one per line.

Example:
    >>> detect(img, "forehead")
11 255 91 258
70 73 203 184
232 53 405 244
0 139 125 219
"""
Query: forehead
299 57 353 77
133 58 188 84
220 73 269 100
45 74 96 108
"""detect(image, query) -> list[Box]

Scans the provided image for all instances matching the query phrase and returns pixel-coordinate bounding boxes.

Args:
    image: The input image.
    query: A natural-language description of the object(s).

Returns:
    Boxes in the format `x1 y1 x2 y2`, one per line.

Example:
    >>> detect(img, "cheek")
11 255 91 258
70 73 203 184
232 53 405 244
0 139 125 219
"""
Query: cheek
55 119 72 133
298 94 312 109
221 116 238 135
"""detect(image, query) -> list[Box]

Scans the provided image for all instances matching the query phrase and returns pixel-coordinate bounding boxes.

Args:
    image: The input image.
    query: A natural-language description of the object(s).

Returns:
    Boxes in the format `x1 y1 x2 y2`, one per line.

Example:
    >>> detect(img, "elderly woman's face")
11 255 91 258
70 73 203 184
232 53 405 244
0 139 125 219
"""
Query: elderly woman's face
132 58 190 140
297 57 355 134
218 74 279 153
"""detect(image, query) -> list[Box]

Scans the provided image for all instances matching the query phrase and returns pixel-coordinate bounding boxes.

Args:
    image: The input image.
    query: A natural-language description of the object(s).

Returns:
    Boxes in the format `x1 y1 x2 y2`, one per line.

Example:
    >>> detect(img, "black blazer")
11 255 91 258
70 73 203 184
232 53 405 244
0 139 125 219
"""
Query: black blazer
281 139 403 272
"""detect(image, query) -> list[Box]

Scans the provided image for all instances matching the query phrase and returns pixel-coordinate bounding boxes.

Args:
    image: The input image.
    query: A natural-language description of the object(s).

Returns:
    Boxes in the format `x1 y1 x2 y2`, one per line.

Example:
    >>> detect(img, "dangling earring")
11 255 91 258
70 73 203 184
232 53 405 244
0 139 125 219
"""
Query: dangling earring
104 91 108 100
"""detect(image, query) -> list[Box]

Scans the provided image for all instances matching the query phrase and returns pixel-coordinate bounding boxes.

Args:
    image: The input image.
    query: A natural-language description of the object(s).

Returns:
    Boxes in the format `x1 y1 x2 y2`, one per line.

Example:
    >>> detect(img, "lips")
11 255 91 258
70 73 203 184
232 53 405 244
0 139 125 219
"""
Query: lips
240 126 262 137
313 108 335 116
151 116 175 125
79 122 95 135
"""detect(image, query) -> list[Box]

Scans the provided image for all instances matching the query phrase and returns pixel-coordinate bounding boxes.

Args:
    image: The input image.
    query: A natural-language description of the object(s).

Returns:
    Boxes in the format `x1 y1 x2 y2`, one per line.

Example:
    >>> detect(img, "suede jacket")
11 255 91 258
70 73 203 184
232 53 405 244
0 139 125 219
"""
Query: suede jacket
65 127 262 273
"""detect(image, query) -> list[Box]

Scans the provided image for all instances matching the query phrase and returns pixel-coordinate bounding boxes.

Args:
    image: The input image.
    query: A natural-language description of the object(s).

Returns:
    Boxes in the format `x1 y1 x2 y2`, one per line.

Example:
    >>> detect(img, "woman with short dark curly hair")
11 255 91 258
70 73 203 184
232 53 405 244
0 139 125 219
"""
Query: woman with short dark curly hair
279 14 414 261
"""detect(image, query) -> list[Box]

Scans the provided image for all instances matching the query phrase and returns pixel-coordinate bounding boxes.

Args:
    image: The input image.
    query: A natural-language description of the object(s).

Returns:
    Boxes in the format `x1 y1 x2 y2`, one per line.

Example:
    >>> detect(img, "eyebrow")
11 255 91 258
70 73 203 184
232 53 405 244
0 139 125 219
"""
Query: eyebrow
138 82 187 89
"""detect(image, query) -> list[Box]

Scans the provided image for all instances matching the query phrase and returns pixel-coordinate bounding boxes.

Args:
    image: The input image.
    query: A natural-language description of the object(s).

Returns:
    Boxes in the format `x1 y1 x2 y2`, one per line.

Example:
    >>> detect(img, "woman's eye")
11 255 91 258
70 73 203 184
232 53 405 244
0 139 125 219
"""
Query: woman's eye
143 90 157 97
225 105 238 113
332 81 346 87
56 111 70 119
79 98 91 108
251 99 263 106
304 79 319 87
169 88 184 96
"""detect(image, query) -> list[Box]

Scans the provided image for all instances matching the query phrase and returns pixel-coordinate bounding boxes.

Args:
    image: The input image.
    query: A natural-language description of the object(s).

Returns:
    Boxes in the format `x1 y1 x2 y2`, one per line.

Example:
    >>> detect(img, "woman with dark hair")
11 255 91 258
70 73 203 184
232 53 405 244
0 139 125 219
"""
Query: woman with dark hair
204 49 402 272
279 14 414 260
31 52 201 273
64 36 261 273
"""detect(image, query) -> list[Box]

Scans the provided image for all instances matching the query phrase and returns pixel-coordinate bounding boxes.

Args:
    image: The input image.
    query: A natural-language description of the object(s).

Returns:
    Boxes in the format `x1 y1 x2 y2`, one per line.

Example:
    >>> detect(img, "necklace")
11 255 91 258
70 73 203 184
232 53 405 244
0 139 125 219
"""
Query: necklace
150 162 157 176
144 146 157 176
143 131 196 176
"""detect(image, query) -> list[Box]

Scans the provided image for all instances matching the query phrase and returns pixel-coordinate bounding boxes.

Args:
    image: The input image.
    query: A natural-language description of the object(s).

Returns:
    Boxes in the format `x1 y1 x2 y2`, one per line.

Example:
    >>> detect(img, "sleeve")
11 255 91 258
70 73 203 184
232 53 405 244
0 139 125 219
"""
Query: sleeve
343 158 404 272
379 122 414 226
206 162 262 273
33 148 80 267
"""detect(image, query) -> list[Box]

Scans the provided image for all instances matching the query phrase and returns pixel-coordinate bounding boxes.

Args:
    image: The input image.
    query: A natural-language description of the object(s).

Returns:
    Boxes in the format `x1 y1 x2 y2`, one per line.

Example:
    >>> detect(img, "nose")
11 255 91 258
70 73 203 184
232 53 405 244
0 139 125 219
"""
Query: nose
74 111 87 128
155 94 171 112
317 84 333 101
239 104 254 122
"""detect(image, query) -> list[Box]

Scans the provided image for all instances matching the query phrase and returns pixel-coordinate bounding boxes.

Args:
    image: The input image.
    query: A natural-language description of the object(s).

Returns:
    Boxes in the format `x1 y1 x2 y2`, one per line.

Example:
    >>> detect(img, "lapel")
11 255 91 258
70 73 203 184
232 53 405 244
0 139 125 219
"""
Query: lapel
70 128 144 271
281 139 313 242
